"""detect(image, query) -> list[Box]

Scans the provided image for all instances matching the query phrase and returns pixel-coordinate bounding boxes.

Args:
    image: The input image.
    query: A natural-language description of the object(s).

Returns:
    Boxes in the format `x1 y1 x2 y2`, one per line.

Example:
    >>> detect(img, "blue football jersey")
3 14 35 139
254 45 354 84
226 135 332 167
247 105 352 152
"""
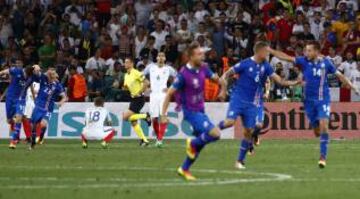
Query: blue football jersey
34 74 65 112
295 56 337 102
7 67 34 100
231 57 274 105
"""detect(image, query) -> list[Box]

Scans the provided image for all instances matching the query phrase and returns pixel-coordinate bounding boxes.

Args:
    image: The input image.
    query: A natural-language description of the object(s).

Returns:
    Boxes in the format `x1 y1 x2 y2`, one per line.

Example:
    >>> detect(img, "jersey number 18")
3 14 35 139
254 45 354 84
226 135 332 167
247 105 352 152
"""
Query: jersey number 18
89 111 100 122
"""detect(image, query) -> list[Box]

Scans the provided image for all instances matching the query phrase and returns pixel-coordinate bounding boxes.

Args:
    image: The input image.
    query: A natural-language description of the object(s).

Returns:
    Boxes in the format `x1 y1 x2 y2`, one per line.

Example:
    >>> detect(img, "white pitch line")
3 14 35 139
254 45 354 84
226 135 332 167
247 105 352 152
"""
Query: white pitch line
0 166 293 189
0 177 186 182
290 178 360 182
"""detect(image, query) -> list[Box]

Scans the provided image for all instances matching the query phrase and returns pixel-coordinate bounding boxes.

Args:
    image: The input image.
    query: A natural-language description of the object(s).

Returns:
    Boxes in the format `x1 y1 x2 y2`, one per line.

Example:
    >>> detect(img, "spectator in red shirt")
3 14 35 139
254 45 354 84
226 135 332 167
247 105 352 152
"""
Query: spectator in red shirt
261 0 276 24
68 66 87 102
276 11 294 45
96 0 112 28
342 21 360 55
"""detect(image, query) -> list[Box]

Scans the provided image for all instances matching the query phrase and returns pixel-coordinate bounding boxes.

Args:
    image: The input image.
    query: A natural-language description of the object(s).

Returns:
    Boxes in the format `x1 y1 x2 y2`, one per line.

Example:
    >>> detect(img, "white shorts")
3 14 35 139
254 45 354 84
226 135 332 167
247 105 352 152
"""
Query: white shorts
82 126 114 140
149 93 166 118
24 100 35 118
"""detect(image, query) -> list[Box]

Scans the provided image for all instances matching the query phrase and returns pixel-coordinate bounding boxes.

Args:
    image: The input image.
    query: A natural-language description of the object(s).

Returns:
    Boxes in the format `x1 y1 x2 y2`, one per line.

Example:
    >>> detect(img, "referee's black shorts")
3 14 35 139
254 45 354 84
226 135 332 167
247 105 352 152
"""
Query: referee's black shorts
129 96 145 113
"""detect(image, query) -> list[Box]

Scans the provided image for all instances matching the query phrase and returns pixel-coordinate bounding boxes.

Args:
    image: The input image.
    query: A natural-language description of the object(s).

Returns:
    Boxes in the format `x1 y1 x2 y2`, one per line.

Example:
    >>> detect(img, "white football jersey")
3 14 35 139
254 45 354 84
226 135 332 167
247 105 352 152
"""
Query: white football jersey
351 70 360 88
143 63 177 94
84 106 111 130
26 82 40 102
24 82 40 117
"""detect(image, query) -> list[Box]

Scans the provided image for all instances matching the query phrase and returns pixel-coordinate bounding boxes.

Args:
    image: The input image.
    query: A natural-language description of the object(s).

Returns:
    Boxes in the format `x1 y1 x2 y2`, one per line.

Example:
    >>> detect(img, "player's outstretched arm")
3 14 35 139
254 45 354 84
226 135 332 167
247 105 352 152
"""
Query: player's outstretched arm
218 68 235 101
264 78 271 100
210 73 220 83
270 73 300 87
160 87 177 123
142 78 150 93
336 72 360 95
267 47 296 63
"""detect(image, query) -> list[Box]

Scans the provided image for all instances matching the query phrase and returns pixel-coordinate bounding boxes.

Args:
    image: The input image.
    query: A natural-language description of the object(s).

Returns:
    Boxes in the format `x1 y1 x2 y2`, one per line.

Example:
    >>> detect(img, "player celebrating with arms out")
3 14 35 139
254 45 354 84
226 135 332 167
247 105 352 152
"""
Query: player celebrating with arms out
81 97 116 149
122 57 152 147
30 68 67 150
218 41 300 169
0 62 40 149
267 41 359 168
143 51 177 148
161 42 221 181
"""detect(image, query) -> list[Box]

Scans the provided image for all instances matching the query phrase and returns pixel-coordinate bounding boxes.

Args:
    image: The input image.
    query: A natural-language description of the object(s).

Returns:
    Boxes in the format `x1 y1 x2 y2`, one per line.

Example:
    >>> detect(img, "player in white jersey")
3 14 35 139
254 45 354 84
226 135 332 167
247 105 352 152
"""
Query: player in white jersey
81 97 115 149
24 82 40 143
143 51 177 147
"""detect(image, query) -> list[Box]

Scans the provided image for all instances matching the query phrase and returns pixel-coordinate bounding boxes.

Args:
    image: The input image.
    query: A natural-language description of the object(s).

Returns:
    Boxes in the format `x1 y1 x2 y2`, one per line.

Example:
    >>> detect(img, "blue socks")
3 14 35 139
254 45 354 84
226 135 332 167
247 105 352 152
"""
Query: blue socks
182 157 195 170
191 133 219 151
238 139 251 163
182 133 219 171
11 123 21 141
320 133 329 159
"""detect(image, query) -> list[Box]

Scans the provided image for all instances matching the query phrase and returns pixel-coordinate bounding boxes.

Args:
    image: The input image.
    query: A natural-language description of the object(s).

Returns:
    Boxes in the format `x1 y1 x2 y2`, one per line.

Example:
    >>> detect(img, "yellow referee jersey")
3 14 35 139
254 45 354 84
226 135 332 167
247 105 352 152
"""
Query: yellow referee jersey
124 68 145 97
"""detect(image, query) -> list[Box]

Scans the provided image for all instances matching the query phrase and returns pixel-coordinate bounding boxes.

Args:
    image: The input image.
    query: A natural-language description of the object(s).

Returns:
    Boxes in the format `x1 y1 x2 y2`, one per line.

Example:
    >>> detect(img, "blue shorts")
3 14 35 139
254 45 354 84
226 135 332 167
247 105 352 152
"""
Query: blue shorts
183 109 215 136
226 100 257 129
256 104 264 125
5 98 16 120
15 99 26 116
304 100 330 128
6 99 26 120
31 106 51 124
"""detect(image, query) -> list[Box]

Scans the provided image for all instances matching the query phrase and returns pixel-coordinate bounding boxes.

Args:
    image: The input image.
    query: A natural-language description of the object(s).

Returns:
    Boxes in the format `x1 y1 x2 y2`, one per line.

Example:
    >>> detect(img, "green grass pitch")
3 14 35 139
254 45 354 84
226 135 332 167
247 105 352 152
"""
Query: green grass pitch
0 139 359 199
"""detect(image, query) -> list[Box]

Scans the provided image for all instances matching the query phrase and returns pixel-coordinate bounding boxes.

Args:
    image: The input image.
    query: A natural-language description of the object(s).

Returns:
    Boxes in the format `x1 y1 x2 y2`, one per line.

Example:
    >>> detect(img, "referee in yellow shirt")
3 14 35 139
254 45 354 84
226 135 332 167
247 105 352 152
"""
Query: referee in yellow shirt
123 57 151 146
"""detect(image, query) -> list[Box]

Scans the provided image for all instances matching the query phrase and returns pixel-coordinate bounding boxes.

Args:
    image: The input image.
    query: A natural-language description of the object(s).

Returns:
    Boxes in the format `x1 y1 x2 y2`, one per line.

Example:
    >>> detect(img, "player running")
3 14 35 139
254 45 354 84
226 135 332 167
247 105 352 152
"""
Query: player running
218 41 300 169
161 42 221 181
81 97 115 149
123 57 152 147
268 41 359 168
30 68 67 149
143 51 177 148
0 62 40 149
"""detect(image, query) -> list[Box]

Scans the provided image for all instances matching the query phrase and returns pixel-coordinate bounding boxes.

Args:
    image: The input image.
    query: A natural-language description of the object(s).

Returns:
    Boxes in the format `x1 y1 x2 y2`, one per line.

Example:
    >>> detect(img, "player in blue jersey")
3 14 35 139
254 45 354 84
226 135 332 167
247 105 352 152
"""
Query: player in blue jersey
218 41 300 169
0 62 41 149
268 41 359 168
30 68 67 149
161 42 221 181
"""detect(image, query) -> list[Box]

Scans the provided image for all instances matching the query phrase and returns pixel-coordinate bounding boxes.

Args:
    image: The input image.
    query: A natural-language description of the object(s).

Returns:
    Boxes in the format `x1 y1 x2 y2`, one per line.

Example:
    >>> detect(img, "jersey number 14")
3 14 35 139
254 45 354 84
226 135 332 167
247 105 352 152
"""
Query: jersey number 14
312 68 323 77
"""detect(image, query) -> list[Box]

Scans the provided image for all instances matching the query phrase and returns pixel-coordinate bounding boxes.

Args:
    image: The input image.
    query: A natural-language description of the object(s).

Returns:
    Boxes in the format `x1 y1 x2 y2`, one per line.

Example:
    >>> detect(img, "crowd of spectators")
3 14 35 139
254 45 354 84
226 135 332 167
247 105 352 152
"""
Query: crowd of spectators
0 0 359 102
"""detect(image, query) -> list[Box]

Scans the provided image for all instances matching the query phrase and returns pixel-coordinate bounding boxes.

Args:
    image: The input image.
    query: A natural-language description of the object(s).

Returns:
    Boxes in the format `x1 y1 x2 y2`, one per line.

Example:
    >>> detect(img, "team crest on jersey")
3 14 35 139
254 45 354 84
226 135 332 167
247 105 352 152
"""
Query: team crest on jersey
321 63 325 68
203 121 209 128
174 77 179 83
249 67 253 72
192 78 199 88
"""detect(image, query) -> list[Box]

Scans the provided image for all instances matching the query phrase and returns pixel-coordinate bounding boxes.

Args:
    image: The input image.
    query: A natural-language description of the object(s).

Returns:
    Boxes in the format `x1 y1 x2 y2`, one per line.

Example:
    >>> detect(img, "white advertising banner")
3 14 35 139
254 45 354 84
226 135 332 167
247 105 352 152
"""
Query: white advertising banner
330 88 340 102
0 103 234 139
